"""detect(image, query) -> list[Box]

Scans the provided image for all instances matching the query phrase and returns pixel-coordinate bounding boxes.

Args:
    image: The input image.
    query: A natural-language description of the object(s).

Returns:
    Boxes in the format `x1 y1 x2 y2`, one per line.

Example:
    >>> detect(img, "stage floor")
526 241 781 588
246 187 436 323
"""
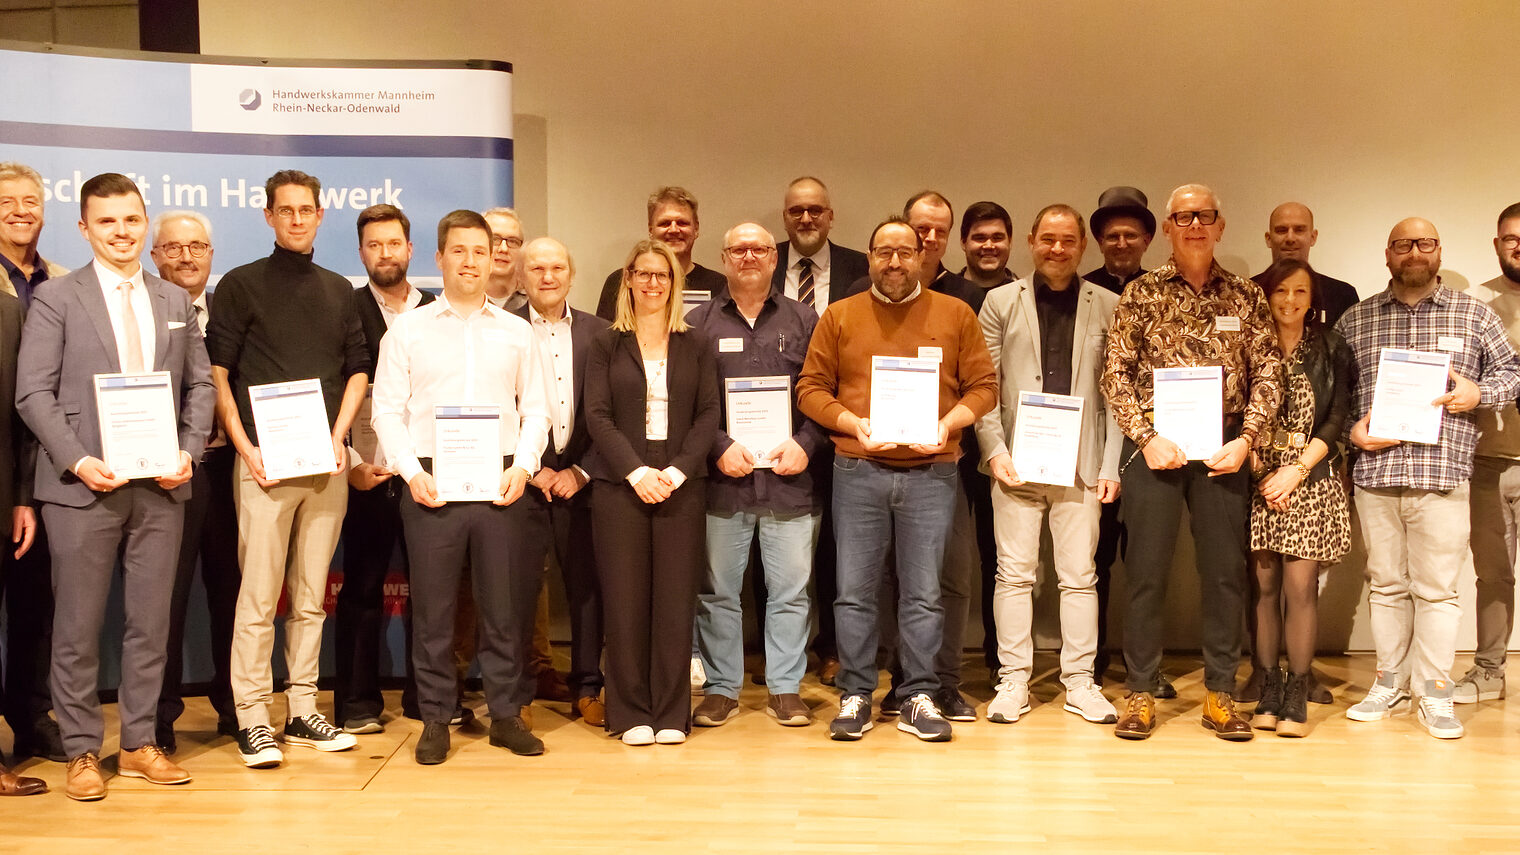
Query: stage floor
5 653 1518 854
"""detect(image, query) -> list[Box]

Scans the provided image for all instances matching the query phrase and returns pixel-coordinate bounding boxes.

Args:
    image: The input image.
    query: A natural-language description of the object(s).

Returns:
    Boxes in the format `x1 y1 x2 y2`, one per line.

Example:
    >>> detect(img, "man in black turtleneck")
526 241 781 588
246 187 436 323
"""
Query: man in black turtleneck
206 169 371 769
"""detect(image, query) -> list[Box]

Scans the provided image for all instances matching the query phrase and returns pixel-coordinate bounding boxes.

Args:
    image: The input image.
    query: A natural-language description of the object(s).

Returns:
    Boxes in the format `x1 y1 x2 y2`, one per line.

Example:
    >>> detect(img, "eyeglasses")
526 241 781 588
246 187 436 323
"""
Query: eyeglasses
724 246 774 259
628 268 672 285
1389 238 1439 254
273 206 318 220
493 235 524 249
784 206 830 220
1168 209 1219 227
154 241 210 258
1499 235 1520 249
870 247 919 262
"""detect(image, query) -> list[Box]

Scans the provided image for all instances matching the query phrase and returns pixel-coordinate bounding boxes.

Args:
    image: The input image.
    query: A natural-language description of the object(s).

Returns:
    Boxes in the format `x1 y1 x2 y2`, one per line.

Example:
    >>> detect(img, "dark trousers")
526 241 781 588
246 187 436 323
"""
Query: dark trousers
334 478 412 723
810 462 838 661
1093 497 1126 665
159 444 240 730
402 490 543 724
43 485 183 758
967 465 999 674
2 519 53 738
593 476 706 734
1119 437 1249 694
523 485 604 698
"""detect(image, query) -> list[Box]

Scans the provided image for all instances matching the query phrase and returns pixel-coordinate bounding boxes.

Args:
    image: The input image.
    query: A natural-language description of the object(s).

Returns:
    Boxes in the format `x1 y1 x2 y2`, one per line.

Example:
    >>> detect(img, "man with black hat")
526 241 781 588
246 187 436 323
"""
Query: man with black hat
1086 187 1155 297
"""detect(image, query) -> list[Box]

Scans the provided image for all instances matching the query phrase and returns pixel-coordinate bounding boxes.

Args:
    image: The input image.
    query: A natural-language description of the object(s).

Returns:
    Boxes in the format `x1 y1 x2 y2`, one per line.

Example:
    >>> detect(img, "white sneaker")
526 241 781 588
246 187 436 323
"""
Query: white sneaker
1346 670 1410 722
1063 680 1118 724
621 725 655 746
654 728 686 744
1417 680 1464 739
690 657 706 694
1452 665 1505 704
987 681 1031 723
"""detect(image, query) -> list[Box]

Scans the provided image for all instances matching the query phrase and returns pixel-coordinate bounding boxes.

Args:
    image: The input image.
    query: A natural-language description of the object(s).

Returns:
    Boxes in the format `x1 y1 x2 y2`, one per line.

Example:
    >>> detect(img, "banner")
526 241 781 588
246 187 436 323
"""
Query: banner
0 42 513 283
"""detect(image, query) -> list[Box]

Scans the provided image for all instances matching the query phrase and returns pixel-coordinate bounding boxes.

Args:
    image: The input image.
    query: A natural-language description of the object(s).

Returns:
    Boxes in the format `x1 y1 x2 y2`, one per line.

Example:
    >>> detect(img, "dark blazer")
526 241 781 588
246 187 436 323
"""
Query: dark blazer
771 240 869 303
583 326 719 482
0 291 35 520
351 284 436 368
16 263 215 508
511 303 610 471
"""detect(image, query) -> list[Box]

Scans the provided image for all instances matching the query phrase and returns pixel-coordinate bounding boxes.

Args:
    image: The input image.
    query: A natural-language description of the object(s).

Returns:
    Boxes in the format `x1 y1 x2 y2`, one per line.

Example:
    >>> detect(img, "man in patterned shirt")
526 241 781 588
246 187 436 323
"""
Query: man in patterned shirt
1336 217 1520 739
1101 183 1282 742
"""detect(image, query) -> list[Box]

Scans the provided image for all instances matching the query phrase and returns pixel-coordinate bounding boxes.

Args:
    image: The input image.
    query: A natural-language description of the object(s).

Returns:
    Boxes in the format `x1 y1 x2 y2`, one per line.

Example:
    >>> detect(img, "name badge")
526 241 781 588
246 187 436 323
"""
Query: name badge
1437 335 1464 353
1214 316 1242 333
718 337 744 353
918 346 943 362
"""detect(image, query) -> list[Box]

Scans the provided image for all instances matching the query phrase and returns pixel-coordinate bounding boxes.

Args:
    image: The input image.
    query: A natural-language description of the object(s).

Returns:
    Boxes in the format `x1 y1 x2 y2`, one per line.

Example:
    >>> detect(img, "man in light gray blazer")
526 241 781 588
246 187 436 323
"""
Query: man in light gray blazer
975 204 1121 727
15 173 214 801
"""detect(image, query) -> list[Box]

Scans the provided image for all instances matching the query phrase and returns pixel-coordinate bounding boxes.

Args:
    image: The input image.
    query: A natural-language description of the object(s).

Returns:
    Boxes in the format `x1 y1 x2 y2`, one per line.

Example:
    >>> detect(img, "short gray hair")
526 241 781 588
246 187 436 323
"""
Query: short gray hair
1166 183 1220 215
152 209 214 244
0 162 44 189
721 222 776 249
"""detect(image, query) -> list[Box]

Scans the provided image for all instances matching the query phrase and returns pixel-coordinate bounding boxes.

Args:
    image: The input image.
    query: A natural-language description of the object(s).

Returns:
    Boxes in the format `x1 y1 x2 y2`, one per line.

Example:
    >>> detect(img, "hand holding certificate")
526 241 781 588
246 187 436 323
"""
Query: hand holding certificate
1011 392 1084 487
868 355 941 446
1152 366 1223 460
433 405 502 501
1369 348 1451 444
725 375 792 469
249 378 337 481
95 372 181 479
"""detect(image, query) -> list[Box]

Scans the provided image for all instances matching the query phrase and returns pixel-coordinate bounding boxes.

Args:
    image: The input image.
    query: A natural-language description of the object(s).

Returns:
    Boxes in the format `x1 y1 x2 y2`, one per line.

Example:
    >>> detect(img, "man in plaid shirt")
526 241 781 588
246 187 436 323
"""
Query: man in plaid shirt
1336 216 1520 739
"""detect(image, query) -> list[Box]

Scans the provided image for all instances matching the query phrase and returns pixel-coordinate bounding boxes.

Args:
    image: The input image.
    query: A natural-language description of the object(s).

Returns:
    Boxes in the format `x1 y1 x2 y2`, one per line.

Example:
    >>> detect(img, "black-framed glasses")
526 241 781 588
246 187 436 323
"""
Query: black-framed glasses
1168 209 1219 227
493 235 524 249
154 241 210 258
784 205 829 220
1498 235 1520 250
724 246 774 259
627 268 671 284
1389 238 1439 254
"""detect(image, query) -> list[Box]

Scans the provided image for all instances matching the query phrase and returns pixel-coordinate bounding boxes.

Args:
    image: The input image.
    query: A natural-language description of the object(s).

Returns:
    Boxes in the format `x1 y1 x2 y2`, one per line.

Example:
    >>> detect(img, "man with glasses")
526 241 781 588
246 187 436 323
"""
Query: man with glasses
149 210 241 752
798 216 997 742
596 186 727 320
959 201 1017 293
208 169 370 767
688 224 824 728
1456 203 1520 706
1337 218 1520 739
484 207 528 312
1257 202 1359 327
1102 183 1281 741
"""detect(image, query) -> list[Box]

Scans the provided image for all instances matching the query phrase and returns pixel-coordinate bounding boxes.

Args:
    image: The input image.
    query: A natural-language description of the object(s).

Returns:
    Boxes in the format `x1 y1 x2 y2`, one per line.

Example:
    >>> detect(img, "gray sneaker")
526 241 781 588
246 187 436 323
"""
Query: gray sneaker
1452 665 1505 704
1345 670 1410 722
1417 680 1464 739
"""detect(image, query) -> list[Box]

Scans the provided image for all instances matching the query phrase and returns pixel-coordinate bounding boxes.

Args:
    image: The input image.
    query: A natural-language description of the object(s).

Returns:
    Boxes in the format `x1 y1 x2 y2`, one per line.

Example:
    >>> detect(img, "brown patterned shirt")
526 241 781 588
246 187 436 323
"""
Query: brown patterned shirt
1101 257 1283 447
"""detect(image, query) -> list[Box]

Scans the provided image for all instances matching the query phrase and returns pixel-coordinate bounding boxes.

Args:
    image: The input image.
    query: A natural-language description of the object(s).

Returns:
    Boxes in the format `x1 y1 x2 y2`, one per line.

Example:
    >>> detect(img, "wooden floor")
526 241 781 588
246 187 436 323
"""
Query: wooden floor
4 654 1519 855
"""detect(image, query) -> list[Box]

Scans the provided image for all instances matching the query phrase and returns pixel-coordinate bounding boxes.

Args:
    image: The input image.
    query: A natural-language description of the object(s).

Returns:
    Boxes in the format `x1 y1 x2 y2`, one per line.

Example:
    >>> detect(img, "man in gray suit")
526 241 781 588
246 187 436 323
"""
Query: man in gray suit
975 204 1121 727
16 173 215 801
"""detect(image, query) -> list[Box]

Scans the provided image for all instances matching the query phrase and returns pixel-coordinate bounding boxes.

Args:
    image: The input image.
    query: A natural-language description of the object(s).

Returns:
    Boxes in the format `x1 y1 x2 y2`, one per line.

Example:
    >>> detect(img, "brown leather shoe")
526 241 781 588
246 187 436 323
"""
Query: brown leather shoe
1114 692 1156 740
692 694 740 726
65 753 107 801
118 745 192 785
1202 690 1255 741
0 765 47 796
817 657 841 687
766 693 813 726
575 695 606 727
535 668 573 703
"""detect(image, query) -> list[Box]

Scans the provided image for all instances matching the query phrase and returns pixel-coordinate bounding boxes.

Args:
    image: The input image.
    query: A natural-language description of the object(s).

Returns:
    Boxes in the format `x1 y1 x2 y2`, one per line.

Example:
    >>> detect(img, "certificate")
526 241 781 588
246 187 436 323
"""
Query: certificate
94 372 181 479
869 355 940 446
682 290 711 318
725 375 792 468
1152 366 1222 459
1011 392 1084 486
350 384 383 468
1369 348 1451 444
248 378 336 480
433 404 502 501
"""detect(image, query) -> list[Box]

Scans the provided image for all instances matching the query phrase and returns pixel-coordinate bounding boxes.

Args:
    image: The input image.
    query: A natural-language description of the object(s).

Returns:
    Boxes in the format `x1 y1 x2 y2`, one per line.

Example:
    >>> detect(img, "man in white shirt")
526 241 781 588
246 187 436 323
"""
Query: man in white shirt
372 210 551 764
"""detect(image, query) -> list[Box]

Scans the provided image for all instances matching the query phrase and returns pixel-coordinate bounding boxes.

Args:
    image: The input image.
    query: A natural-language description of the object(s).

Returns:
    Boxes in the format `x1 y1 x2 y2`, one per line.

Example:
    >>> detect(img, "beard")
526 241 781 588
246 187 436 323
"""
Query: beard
1501 255 1520 285
367 262 408 287
1392 261 1437 290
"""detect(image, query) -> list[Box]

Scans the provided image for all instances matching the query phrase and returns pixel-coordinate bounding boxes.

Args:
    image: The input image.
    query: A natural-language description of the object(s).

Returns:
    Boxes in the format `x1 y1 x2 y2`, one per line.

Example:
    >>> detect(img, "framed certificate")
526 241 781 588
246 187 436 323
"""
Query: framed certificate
94 372 181 479
1152 366 1223 459
433 404 502 501
1369 348 1450 444
248 378 337 480
1012 391 1084 486
725 375 792 468
869 355 940 446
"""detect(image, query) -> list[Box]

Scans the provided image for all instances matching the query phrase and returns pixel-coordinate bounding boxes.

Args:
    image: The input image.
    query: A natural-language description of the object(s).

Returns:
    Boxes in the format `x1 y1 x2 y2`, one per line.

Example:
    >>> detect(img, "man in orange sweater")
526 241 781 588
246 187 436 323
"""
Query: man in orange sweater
798 216 997 743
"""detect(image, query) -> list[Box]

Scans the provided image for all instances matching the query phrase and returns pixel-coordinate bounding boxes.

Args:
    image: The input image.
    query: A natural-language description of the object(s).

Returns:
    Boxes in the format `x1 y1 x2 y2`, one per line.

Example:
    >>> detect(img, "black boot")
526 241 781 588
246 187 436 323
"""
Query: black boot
1250 667 1283 730
1277 672 1310 737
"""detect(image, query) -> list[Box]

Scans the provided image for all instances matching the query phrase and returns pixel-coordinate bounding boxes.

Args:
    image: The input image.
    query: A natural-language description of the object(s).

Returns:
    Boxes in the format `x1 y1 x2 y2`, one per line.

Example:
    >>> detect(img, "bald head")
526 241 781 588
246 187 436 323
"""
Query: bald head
783 178 833 256
1385 217 1441 294
721 222 778 295
522 236 574 318
1265 202 1318 263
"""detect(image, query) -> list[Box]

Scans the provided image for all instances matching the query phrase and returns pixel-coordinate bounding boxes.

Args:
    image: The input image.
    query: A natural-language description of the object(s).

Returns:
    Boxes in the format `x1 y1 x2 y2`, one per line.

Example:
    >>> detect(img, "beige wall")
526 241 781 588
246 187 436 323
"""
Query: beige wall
201 0 1518 654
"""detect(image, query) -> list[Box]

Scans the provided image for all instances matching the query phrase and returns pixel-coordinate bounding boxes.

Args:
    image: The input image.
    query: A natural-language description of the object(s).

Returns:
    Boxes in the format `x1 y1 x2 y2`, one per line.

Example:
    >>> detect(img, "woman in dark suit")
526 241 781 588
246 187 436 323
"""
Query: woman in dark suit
584 239 719 746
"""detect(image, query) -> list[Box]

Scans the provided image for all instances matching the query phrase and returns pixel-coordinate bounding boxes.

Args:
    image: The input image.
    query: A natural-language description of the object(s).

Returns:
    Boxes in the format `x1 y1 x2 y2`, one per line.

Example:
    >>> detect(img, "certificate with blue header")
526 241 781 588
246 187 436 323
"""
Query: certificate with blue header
1012 391 1084 486
434 404 501 501
869 355 940 446
1153 366 1222 459
725 375 792 469
94 372 180 479
1369 348 1450 444
249 378 336 480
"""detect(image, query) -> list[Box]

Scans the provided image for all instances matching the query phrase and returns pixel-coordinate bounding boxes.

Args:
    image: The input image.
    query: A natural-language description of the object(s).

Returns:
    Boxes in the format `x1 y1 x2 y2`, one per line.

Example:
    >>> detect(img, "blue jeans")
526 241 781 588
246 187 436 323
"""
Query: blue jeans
832 457 959 698
697 510 820 697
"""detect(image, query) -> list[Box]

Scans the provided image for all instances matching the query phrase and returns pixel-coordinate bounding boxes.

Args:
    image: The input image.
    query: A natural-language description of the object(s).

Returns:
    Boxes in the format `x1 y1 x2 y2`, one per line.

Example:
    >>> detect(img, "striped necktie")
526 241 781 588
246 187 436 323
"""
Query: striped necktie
797 256 814 308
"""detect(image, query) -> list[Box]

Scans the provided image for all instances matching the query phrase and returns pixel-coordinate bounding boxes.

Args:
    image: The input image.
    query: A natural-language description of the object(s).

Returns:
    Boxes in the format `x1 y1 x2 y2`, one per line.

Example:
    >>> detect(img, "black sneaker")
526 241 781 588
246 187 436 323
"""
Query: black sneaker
236 724 284 768
415 722 450 764
342 715 384 735
879 689 901 717
450 705 474 727
284 714 358 752
934 687 977 722
898 693 953 742
488 716 544 756
13 717 66 763
829 694 874 741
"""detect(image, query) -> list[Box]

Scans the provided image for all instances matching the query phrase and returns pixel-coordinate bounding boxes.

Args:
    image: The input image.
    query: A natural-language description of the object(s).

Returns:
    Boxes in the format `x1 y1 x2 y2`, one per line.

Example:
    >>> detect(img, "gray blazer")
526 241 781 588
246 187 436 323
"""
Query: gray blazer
975 276 1122 487
16 262 215 508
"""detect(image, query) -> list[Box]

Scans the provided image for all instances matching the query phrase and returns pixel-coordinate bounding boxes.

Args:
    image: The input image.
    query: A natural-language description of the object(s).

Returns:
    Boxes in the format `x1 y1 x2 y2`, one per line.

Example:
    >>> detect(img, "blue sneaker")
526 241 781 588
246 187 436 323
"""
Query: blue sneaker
829 694 874 741
898 692 952 742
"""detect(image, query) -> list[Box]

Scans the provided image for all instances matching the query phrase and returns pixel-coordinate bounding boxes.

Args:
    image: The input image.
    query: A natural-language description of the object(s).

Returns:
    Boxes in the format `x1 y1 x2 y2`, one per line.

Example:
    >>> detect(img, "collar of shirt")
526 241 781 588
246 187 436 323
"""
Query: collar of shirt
1373 278 1449 308
93 258 145 294
1033 272 1081 307
793 243 830 275
433 294 499 322
717 284 777 317
193 291 210 331
0 251 48 293
528 301 573 327
1155 257 1237 295
369 282 424 318
869 282 922 304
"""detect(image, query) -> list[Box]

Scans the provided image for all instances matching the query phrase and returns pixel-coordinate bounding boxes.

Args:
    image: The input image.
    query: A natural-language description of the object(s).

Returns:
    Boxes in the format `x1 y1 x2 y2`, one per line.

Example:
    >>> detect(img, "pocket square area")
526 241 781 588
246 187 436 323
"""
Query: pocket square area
167 321 187 329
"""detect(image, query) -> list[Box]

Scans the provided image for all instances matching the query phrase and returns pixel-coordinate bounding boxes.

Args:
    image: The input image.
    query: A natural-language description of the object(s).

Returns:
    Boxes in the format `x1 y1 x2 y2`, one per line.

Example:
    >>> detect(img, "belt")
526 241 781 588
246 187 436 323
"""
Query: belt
1267 430 1307 452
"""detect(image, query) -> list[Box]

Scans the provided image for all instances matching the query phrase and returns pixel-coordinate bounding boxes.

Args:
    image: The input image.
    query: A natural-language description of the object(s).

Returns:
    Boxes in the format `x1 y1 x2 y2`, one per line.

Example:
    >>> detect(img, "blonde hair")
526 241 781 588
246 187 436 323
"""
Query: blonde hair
612 239 688 334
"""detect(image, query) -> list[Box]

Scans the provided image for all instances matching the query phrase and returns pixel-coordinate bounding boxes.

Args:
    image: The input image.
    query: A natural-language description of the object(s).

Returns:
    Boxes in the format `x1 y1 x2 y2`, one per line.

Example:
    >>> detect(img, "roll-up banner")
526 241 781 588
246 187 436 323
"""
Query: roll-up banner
0 41 513 284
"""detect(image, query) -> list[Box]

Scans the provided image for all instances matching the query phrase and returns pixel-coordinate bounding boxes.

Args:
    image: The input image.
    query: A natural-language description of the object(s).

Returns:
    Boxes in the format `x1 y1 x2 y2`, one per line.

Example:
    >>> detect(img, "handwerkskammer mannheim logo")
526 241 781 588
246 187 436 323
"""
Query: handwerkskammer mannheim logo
238 89 261 111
